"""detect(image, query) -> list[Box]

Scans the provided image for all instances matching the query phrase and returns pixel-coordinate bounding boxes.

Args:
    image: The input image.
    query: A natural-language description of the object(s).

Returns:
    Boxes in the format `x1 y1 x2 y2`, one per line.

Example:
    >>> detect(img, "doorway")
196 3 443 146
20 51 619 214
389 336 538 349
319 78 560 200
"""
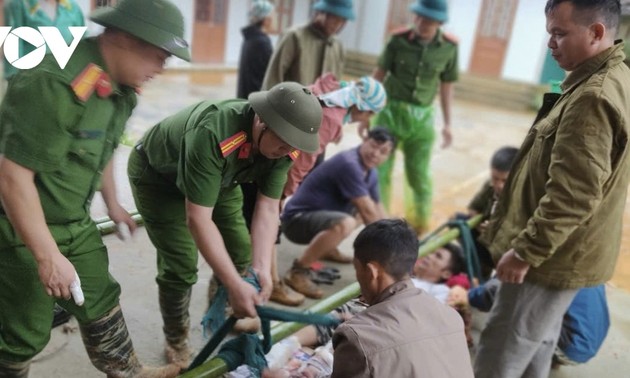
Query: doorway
192 0 228 63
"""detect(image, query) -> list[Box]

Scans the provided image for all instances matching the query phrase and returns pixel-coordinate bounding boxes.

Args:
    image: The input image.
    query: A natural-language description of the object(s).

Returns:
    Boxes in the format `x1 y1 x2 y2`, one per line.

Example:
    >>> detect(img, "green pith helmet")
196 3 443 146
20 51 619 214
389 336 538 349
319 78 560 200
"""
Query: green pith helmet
410 0 448 23
90 0 190 61
249 82 322 153
312 0 355 21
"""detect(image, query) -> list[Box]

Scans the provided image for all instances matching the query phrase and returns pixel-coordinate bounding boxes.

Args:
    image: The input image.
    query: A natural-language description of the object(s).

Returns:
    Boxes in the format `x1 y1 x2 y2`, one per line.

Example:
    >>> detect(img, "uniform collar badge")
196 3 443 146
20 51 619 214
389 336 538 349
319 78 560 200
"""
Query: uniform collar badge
96 72 113 98
238 143 252 159
289 150 300 161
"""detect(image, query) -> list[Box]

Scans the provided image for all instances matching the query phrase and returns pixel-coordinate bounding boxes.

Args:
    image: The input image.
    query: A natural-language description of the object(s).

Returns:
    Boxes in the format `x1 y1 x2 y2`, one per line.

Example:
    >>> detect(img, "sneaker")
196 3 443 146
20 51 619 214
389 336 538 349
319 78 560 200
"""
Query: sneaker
270 280 305 306
321 249 353 264
284 262 323 299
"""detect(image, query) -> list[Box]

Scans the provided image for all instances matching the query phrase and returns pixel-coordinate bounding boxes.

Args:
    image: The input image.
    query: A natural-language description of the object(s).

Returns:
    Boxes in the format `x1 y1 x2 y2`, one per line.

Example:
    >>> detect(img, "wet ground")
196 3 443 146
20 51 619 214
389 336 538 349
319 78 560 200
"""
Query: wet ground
30 71 630 377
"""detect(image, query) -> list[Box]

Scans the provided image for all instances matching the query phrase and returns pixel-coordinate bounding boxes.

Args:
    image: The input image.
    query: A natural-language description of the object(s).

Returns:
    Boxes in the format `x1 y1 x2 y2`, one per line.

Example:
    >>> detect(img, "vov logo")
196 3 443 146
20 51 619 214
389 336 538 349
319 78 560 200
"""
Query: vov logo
0 26 87 70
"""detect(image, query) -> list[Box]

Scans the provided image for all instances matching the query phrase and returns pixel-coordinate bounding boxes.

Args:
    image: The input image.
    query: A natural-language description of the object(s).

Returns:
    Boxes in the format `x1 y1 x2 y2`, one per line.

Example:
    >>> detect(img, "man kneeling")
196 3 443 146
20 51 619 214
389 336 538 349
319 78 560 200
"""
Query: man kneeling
332 219 474 377
281 127 395 298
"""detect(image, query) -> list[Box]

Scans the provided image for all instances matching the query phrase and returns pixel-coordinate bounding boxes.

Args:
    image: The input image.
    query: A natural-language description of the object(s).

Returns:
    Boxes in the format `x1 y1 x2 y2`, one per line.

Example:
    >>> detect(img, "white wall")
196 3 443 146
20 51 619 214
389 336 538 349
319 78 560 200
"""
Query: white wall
446 0 482 72
502 0 549 82
338 0 390 55
171 0 195 67
292 1 312 24
224 0 249 66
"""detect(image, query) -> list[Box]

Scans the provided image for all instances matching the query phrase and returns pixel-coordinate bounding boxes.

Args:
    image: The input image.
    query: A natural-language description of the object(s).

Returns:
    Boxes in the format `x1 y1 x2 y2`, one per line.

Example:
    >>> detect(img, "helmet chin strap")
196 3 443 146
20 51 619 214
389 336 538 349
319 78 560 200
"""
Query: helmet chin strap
257 125 268 151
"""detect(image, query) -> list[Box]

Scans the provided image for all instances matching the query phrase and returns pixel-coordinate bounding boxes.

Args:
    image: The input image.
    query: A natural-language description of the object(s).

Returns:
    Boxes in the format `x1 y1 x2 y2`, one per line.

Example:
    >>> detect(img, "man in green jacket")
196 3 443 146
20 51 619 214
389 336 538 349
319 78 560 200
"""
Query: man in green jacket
0 0 190 377
259 0 355 305
475 1 630 377
128 83 322 366
261 0 354 89
370 0 458 235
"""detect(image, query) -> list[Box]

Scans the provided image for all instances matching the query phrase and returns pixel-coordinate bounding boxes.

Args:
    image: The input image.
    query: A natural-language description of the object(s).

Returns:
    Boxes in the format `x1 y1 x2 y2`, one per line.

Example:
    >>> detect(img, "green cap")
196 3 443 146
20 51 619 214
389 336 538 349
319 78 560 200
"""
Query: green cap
410 0 448 23
90 0 190 61
249 82 322 153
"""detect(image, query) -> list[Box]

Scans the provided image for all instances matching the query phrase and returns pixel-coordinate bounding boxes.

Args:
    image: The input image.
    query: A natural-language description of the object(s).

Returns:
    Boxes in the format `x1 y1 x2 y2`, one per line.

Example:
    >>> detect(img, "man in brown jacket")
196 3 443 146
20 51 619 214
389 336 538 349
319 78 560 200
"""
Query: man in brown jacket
331 219 473 377
475 1 630 377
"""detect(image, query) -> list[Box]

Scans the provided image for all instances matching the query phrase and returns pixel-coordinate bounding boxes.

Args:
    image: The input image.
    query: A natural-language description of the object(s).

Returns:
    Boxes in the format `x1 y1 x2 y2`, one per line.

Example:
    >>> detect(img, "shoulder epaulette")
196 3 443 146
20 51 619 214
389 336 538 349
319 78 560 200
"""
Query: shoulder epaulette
71 63 112 102
442 31 459 45
288 150 300 161
391 26 413 37
220 131 248 157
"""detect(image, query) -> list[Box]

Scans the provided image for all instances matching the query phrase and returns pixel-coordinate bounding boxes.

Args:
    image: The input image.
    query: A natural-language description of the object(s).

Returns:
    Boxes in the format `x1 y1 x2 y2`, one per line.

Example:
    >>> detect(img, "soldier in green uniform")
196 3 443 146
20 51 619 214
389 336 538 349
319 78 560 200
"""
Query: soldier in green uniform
127 82 322 366
368 0 458 235
0 0 190 377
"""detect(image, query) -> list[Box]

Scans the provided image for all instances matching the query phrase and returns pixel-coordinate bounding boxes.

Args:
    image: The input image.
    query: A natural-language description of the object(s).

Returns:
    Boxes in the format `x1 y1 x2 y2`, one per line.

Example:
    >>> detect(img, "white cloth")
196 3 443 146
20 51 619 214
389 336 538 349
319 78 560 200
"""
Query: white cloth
411 277 450 304
319 76 386 112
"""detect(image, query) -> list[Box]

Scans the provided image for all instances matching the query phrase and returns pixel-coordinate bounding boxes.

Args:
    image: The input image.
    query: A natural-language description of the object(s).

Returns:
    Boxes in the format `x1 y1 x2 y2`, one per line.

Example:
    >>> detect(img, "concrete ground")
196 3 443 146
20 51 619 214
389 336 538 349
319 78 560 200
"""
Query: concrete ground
29 71 630 377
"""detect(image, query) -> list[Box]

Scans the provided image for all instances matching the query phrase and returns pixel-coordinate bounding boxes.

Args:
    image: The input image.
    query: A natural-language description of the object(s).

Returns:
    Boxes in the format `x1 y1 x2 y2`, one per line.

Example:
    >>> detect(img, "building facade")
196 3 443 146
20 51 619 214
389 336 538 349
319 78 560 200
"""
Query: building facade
5 0 630 86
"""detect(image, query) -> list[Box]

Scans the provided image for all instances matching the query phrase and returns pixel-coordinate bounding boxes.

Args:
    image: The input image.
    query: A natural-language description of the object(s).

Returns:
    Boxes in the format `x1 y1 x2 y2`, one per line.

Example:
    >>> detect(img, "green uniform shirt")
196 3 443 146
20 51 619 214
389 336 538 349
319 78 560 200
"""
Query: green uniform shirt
468 180 495 221
0 37 137 223
140 99 293 207
378 28 458 106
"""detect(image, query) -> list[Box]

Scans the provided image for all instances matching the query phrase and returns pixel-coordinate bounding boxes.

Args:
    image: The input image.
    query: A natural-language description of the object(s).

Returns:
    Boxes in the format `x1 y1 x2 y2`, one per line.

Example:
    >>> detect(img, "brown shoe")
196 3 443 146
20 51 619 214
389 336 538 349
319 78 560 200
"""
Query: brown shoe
322 248 353 264
284 262 323 299
270 280 305 306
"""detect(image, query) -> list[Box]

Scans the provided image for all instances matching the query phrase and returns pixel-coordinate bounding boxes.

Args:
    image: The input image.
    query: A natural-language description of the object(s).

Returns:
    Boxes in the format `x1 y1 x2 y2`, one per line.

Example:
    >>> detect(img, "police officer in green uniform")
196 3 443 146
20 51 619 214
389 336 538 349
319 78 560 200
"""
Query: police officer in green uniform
127 82 322 366
369 0 458 234
0 0 190 377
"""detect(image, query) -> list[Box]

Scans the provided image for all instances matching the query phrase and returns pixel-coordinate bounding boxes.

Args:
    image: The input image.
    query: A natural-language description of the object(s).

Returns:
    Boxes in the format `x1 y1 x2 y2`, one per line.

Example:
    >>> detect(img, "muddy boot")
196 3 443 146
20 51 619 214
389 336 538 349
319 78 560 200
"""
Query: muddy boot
270 280 305 306
284 260 323 299
159 287 193 369
79 305 180 378
0 358 30 378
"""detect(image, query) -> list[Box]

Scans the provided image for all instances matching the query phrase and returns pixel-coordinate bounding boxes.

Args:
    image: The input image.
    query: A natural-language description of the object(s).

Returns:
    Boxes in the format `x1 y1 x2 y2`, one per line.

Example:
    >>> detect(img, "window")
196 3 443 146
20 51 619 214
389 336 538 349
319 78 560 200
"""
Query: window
196 0 227 24
268 0 294 34
478 0 518 39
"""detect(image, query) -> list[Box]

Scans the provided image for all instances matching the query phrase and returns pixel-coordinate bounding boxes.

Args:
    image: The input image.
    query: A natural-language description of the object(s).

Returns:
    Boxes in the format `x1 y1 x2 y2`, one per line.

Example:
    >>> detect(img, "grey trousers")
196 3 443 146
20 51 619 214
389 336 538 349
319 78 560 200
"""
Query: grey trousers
473 281 578 378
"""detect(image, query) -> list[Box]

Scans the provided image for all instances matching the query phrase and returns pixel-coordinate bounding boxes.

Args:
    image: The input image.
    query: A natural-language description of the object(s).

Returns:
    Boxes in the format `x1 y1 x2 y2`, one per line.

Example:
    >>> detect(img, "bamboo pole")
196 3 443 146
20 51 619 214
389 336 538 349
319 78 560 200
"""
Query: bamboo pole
95 211 143 235
181 215 483 377
180 283 361 378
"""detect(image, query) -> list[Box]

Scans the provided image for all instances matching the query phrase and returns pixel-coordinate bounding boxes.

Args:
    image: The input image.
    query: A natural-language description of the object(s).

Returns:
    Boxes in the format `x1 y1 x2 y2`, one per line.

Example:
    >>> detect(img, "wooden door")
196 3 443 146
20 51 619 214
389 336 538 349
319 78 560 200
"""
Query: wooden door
192 0 228 63
386 0 415 35
469 0 518 77
270 0 294 35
